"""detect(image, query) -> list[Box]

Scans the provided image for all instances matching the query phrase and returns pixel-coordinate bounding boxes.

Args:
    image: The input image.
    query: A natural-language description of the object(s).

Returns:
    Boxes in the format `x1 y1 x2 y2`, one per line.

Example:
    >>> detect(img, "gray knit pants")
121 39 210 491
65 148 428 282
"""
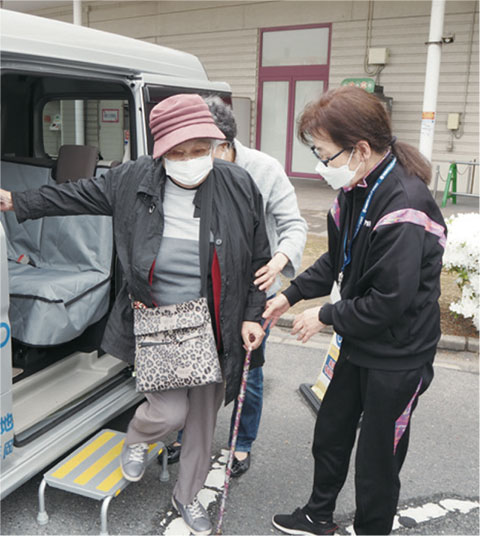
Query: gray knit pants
126 381 225 504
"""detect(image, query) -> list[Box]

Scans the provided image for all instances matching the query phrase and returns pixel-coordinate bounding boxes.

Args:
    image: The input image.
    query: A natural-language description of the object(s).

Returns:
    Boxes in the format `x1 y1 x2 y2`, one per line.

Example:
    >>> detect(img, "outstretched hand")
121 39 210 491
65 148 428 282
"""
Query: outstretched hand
291 306 326 343
262 293 291 330
254 252 289 292
0 189 13 212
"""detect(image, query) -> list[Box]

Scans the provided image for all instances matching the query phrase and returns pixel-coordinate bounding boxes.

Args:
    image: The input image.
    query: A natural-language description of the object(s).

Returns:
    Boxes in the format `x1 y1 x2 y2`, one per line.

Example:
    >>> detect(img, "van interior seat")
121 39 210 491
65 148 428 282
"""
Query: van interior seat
1 148 114 347
54 144 99 183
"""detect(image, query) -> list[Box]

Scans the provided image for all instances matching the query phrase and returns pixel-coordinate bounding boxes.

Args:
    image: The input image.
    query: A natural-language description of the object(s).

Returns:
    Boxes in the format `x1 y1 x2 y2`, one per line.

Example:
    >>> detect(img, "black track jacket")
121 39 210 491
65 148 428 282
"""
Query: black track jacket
283 154 446 371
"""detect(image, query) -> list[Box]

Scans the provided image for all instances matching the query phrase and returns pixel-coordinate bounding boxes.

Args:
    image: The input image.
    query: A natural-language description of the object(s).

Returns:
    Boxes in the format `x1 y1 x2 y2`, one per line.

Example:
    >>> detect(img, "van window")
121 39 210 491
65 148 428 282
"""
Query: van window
42 99 129 161
1 73 134 162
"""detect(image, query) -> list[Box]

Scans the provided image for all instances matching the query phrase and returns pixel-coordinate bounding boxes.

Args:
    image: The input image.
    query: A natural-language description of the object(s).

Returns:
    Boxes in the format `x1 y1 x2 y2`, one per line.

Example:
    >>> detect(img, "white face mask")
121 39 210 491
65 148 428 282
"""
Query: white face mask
164 152 213 187
315 149 360 190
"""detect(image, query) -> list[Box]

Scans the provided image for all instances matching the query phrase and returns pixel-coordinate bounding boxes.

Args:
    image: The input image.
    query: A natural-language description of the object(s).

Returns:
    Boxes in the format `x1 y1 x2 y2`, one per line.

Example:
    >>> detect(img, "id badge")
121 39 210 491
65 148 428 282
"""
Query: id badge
330 281 341 304
311 282 343 401
311 331 343 402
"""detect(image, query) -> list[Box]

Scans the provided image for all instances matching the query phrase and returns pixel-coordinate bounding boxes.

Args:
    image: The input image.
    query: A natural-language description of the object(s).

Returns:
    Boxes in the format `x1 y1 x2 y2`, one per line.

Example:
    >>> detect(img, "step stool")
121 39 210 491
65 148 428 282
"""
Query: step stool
37 428 169 535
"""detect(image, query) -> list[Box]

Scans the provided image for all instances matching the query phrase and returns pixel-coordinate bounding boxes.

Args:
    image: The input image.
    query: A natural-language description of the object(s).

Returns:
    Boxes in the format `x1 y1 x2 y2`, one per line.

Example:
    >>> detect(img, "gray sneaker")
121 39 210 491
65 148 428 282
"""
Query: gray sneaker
120 442 148 482
172 495 212 535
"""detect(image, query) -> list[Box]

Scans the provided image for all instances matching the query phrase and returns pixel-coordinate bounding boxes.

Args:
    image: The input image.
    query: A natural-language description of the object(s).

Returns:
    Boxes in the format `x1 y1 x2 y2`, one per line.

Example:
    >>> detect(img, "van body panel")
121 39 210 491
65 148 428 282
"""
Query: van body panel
1 224 15 470
12 351 127 435
0 224 12 396
141 72 231 95
1 10 208 81
0 379 143 500
0 392 15 472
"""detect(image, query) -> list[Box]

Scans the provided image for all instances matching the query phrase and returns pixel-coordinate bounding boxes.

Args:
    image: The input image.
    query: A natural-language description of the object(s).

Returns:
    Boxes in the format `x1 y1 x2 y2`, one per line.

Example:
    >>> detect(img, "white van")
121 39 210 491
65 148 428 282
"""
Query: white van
0 9 230 499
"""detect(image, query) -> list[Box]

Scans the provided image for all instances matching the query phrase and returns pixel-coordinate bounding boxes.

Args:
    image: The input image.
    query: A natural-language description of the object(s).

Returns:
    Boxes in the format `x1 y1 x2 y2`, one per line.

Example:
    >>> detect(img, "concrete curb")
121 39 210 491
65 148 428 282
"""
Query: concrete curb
276 314 479 354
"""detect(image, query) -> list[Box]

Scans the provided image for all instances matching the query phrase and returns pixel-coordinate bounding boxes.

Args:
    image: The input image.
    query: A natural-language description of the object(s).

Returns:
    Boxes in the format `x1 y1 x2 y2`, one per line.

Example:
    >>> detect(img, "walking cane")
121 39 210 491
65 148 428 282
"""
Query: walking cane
215 347 253 535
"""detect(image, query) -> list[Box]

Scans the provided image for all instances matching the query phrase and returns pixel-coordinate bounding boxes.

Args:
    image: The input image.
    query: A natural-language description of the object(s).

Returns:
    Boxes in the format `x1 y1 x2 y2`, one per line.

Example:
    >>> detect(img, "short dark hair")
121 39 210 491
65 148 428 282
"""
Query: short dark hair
204 95 237 143
299 86 431 184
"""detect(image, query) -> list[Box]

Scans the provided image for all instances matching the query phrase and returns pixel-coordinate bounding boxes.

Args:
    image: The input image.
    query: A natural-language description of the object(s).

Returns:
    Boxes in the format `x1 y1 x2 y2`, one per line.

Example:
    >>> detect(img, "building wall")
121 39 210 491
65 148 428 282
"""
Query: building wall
27 0 479 192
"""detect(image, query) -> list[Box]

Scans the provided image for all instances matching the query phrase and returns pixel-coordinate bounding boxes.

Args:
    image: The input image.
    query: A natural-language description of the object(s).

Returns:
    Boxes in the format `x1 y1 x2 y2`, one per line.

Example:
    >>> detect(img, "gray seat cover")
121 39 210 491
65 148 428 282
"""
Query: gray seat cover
1 160 113 346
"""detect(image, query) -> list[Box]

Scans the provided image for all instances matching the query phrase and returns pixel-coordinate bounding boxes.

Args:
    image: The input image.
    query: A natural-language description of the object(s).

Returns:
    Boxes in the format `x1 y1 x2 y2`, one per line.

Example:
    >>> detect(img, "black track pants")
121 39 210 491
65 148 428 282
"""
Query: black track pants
304 353 433 535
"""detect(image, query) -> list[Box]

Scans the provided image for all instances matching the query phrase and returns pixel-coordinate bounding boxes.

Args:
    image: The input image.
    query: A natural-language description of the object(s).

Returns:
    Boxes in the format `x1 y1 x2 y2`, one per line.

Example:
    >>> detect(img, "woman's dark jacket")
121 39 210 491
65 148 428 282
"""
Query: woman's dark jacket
283 154 447 371
12 156 271 404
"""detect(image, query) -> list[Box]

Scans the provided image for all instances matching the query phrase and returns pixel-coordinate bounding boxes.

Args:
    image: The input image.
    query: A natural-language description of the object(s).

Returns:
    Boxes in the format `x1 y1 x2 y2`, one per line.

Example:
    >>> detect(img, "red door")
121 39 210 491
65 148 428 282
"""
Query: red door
256 24 331 178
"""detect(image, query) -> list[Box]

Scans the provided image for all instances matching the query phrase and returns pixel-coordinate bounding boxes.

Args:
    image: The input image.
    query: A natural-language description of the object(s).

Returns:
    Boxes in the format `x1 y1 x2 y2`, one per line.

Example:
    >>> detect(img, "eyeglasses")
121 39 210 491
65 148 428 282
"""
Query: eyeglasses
310 146 351 167
164 142 213 161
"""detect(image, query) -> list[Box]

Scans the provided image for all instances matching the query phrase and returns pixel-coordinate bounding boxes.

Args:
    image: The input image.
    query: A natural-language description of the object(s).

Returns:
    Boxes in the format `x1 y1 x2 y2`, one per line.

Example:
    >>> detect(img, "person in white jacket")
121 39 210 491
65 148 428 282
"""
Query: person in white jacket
166 96 307 476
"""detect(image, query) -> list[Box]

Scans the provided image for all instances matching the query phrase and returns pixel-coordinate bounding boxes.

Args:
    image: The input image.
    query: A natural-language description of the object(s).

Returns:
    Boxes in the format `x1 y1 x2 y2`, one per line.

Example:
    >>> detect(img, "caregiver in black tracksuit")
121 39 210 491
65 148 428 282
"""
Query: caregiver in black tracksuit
264 86 446 536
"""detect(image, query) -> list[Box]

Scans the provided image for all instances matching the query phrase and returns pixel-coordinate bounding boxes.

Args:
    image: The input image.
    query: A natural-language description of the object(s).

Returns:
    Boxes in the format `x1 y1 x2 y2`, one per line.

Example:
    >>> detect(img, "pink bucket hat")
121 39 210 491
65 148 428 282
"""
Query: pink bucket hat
149 94 225 159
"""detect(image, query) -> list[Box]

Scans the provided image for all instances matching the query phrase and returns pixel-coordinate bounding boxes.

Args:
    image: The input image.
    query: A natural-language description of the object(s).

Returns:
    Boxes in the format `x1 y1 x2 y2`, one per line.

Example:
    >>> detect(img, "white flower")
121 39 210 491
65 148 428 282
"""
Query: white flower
444 213 480 331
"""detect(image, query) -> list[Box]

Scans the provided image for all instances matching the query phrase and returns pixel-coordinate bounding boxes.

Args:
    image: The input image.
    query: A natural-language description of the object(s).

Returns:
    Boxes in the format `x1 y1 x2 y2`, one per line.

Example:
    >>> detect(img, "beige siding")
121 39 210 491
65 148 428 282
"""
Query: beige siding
155 29 258 143
59 100 77 146
155 30 258 100
42 101 62 156
330 9 479 177
86 100 100 151
23 0 479 191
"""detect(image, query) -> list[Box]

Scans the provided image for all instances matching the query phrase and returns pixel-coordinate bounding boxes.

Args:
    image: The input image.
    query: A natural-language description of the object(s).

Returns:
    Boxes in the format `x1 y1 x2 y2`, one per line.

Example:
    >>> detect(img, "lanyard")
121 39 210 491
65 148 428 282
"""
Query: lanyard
338 156 397 287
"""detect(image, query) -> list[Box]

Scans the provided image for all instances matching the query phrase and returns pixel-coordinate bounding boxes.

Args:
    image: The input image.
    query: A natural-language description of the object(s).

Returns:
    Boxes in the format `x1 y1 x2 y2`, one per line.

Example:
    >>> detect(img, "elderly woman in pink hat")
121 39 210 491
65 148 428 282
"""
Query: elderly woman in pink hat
0 93 270 535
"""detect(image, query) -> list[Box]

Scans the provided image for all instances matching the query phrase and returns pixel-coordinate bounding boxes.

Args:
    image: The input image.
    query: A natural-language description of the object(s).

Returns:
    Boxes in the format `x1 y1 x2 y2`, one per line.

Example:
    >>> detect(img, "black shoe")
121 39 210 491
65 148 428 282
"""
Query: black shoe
231 452 250 477
158 443 181 465
272 508 338 535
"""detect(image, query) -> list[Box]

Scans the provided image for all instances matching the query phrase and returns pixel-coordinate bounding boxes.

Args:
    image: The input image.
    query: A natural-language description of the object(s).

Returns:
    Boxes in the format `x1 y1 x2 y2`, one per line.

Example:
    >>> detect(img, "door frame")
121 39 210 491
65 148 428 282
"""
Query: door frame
256 23 331 178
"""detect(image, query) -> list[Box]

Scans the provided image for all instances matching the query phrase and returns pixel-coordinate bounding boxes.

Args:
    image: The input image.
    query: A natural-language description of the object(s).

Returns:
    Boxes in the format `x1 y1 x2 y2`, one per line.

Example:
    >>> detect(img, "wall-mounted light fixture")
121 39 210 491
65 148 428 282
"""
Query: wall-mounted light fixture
441 33 455 44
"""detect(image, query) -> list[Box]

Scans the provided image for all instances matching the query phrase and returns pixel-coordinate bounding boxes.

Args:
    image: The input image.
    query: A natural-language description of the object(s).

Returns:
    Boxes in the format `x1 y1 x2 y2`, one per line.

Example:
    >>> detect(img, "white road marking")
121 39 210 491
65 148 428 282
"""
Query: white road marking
204 466 226 489
398 502 448 523
164 517 191 535
161 449 230 534
345 497 479 534
160 450 479 535
440 498 480 513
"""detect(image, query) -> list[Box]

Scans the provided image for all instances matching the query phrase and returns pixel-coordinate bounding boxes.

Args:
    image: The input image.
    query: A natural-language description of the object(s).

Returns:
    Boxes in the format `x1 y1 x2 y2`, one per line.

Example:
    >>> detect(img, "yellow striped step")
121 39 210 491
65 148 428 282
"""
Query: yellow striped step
44 429 164 500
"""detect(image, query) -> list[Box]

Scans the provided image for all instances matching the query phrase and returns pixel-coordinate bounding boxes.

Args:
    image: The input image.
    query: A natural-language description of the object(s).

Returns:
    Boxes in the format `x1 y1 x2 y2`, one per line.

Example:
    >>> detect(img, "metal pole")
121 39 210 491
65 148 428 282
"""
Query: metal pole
73 0 85 145
73 0 82 25
100 495 113 536
36 479 49 525
419 0 446 161
432 164 440 199
468 159 477 194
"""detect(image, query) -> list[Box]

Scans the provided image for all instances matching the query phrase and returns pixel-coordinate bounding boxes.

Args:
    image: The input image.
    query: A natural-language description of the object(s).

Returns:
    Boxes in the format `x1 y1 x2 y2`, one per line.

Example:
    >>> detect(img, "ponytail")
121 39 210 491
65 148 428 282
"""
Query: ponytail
391 140 432 185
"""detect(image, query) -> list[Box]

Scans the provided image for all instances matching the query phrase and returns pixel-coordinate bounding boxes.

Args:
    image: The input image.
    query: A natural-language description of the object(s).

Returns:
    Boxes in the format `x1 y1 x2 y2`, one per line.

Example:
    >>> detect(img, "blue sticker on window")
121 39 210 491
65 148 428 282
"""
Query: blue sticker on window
0 322 10 349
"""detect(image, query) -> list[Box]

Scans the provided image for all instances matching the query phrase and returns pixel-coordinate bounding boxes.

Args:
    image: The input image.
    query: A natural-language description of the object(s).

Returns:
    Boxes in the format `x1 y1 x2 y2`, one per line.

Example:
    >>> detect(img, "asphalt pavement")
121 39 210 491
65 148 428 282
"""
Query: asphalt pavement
1 328 478 535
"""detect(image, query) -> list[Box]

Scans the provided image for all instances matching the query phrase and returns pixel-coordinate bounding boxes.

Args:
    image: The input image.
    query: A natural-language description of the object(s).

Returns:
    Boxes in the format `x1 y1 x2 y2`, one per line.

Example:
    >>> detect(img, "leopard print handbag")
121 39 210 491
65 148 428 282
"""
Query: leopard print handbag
132 296 223 392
